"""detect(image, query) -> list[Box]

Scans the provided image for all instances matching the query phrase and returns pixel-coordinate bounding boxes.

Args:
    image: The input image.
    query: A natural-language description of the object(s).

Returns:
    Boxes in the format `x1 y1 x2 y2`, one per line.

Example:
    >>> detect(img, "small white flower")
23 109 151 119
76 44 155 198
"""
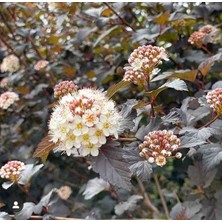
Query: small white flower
82 111 99 127
81 143 100 157
90 128 107 145
131 58 144 71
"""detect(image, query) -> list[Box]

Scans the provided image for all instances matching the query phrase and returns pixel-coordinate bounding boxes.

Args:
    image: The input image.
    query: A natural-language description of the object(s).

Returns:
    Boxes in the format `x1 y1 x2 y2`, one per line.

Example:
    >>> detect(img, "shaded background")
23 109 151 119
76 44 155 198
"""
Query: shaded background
0 2 222 219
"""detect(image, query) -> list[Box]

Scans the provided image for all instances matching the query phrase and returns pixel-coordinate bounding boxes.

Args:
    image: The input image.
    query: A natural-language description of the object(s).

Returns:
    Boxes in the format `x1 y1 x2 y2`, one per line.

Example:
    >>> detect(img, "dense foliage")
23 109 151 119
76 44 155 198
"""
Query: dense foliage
0 2 222 220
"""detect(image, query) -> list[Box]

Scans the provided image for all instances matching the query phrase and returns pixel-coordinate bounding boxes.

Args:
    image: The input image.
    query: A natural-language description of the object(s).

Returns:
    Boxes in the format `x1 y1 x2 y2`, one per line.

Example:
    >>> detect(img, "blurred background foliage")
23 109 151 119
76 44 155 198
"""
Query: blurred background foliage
0 2 222 219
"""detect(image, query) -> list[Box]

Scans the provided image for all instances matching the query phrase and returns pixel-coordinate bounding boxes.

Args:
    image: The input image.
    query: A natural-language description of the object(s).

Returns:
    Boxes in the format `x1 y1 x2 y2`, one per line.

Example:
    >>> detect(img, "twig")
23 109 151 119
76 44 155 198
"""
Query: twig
200 113 219 129
0 32 27 67
153 174 170 219
29 37 44 59
9 214 80 220
146 76 155 118
0 12 16 39
104 3 136 32
201 45 213 56
136 176 159 214
116 137 138 142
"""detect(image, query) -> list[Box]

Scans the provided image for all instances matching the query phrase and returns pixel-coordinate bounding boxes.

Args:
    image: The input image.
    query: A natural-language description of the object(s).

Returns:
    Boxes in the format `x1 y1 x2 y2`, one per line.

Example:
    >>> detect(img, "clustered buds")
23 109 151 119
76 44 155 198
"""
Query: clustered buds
54 81 78 99
188 31 206 48
69 97 94 116
123 45 168 85
34 60 49 71
206 88 222 115
0 77 9 88
188 24 219 48
0 55 20 73
0 161 25 182
139 130 182 167
199 25 218 34
171 19 186 29
123 66 146 84
0 91 19 110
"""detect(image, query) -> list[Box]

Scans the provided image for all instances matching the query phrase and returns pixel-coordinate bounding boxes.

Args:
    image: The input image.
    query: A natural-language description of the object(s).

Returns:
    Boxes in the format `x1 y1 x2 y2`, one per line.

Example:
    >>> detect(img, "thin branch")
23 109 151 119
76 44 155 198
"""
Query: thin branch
29 37 44 59
0 12 16 39
0 32 27 67
201 45 213 56
146 76 155 118
153 174 170 219
104 3 136 32
136 176 159 214
9 215 79 220
200 113 219 129
116 137 138 142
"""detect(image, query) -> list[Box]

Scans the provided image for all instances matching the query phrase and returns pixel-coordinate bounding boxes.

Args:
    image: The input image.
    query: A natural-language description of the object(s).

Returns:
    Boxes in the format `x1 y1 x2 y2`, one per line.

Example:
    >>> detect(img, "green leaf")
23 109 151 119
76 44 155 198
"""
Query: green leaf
151 70 198 82
106 80 131 99
145 78 188 99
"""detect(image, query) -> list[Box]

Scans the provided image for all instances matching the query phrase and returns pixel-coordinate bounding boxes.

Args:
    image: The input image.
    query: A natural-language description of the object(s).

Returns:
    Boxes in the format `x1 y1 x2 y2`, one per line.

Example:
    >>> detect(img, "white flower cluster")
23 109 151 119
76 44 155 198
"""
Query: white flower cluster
49 88 122 157
1 55 20 73
0 91 19 110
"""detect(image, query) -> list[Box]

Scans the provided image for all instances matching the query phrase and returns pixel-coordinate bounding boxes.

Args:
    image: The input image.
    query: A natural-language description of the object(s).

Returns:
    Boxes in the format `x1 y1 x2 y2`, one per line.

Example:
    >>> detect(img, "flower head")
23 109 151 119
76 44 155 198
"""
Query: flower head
139 130 181 167
34 60 49 71
188 31 206 48
57 185 72 200
206 88 222 115
199 25 217 34
0 91 19 110
0 77 9 88
189 25 220 48
49 88 122 157
54 81 78 99
0 161 25 183
1 55 20 73
123 45 168 85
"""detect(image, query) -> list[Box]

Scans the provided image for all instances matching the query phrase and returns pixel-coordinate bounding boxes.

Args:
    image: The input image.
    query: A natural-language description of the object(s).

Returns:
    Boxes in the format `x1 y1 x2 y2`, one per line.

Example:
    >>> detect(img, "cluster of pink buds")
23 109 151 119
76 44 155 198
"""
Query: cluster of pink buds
139 130 182 167
54 81 78 99
188 24 219 48
206 88 222 115
34 60 49 71
69 96 94 116
123 66 146 84
188 31 206 48
123 45 168 85
199 25 218 34
0 77 9 88
0 161 25 182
